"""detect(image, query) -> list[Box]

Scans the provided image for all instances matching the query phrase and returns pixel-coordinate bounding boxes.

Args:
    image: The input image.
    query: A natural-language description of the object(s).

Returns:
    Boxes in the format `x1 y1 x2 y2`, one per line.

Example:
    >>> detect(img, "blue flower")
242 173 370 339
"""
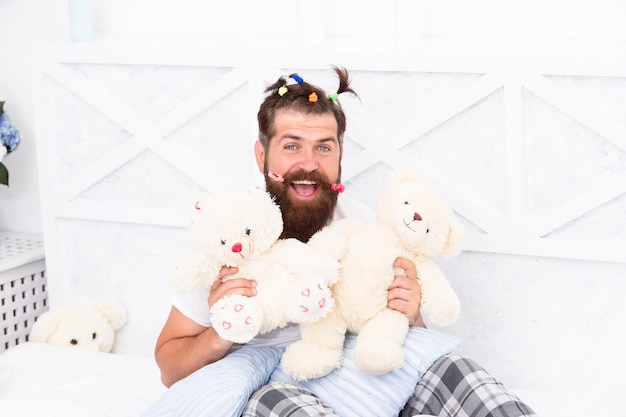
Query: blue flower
0 107 21 186
0 112 21 154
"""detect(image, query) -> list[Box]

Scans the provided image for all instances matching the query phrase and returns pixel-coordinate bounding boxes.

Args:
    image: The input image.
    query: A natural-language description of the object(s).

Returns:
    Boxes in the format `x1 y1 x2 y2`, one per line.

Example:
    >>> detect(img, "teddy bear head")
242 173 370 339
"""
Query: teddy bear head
377 170 463 259
190 186 283 266
29 296 128 353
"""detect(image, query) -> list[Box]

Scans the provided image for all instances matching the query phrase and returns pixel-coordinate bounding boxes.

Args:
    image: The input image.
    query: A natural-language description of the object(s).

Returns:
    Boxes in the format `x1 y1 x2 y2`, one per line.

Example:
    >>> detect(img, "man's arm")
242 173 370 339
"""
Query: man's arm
154 306 232 387
155 270 258 387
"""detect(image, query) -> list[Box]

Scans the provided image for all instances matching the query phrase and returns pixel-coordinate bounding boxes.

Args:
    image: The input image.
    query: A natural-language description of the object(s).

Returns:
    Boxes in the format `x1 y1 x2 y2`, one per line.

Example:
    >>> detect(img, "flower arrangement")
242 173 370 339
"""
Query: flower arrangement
0 98 22 187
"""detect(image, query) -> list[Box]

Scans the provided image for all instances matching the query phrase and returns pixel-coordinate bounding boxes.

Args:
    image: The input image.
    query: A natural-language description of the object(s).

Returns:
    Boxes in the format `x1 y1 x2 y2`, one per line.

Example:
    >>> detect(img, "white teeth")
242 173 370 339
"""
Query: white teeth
292 180 316 185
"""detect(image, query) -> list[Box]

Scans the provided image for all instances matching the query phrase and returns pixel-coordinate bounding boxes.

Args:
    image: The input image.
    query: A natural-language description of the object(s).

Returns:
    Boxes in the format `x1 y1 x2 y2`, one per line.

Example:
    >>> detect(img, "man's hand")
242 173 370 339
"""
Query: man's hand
207 266 258 309
388 257 426 328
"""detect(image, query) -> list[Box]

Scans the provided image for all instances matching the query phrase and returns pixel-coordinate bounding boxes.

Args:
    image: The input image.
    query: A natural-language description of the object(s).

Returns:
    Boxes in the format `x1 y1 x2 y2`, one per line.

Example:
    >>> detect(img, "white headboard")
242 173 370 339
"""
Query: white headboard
33 37 626 394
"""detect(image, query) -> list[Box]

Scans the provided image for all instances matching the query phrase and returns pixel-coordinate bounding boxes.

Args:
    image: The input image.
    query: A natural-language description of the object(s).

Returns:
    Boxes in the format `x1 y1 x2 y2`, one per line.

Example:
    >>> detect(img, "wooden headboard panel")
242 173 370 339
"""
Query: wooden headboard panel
33 38 626 393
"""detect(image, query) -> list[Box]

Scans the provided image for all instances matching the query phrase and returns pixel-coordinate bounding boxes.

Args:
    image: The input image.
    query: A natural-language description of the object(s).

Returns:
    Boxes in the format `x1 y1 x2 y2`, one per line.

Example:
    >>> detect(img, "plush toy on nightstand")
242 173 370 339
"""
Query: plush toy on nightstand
281 169 463 380
169 186 339 344
29 296 127 353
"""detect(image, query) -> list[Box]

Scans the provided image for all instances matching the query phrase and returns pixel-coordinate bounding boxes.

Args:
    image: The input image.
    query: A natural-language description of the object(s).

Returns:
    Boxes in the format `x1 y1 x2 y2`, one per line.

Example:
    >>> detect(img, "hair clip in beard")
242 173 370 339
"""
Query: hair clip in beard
331 183 345 193
268 172 285 183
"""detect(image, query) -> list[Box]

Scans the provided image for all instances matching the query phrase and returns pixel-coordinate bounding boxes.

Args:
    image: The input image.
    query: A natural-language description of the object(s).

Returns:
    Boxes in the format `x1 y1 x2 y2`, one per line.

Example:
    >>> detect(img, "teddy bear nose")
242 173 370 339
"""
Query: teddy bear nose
231 242 242 253
414 212 422 221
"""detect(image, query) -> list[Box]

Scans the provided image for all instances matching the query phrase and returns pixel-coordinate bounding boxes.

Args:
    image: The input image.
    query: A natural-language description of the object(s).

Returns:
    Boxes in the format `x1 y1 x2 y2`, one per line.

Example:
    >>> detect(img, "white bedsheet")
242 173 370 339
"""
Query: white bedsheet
1 342 622 417
0 343 166 417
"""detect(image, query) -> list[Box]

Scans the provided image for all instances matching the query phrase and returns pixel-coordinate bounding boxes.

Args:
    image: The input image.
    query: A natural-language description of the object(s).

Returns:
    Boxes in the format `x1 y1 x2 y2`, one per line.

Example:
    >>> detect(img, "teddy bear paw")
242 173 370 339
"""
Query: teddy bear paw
281 340 343 381
286 279 335 324
210 294 263 344
422 298 460 327
353 339 404 375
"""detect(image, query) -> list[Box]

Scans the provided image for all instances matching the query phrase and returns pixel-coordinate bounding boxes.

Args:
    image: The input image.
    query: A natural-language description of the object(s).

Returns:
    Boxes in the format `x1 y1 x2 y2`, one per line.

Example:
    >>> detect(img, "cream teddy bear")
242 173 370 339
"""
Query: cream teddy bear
169 186 339 344
281 170 463 380
29 296 128 353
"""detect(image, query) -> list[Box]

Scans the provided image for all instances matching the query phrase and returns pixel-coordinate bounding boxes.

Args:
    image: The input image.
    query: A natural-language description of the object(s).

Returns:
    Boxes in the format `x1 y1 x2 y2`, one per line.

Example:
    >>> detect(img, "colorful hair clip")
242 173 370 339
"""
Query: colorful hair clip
278 86 288 96
290 74 304 84
308 92 318 103
268 172 285 183
329 92 339 102
331 183 345 193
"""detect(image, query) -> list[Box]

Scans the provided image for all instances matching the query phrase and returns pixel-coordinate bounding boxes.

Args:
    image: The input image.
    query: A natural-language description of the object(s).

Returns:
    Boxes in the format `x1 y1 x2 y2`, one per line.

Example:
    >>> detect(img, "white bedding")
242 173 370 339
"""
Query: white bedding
1 342 622 417
0 343 166 417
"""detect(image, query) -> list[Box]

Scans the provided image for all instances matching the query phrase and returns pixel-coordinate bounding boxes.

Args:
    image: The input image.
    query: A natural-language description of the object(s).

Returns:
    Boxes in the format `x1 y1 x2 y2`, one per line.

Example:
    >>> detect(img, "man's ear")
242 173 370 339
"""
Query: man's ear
254 140 265 174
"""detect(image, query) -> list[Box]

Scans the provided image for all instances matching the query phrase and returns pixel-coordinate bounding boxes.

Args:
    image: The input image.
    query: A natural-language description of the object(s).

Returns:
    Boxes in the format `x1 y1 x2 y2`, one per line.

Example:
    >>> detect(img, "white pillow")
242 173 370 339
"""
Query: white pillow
142 346 282 417
270 327 461 417
0 342 165 417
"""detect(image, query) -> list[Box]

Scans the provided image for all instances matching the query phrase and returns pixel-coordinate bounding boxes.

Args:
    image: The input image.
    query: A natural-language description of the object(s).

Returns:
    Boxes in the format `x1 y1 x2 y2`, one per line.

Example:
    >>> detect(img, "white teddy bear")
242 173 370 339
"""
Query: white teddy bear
281 170 463 380
29 296 128 353
169 186 339 344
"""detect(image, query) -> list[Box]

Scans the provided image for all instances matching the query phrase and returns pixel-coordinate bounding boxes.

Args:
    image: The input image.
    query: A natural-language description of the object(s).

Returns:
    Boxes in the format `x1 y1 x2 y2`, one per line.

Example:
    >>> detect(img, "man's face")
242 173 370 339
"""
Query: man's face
254 109 342 241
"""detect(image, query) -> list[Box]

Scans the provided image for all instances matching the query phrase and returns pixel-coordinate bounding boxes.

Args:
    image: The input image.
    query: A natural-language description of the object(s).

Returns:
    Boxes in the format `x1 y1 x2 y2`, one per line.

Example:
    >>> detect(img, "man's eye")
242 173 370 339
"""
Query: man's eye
318 145 331 152
285 144 297 150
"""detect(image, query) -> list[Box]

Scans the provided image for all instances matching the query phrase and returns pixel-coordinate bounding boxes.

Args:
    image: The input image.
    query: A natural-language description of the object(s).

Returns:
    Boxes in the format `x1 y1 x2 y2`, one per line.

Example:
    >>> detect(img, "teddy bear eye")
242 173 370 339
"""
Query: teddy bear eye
245 228 251 235
92 332 97 340
404 201 409 205
220 239 226 245
70 339 78 345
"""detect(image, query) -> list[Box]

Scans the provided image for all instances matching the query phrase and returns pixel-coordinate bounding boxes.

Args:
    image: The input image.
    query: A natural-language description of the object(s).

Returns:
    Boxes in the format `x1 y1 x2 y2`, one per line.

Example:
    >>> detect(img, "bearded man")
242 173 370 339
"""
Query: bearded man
150 67 536 417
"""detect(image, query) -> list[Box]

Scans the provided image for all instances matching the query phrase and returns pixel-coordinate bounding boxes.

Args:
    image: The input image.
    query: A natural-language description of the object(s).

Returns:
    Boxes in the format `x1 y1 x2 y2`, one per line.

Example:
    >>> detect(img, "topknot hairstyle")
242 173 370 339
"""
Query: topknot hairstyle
257 66 358 150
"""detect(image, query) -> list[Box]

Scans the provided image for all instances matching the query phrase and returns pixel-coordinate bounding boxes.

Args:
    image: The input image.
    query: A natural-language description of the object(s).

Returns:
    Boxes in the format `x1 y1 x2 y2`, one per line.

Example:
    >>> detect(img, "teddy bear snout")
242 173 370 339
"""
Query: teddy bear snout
413 212 422 221
224 239 251 263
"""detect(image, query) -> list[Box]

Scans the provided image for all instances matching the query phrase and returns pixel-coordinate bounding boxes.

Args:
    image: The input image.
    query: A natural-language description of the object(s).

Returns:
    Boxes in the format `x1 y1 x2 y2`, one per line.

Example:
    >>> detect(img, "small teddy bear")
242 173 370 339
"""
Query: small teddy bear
281 170 463 380
169 186 339 344
29 296 128 353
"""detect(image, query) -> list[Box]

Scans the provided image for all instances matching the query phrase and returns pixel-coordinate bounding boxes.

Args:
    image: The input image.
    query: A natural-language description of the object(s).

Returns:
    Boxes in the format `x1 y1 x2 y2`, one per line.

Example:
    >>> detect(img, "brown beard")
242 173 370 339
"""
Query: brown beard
265 169 339 242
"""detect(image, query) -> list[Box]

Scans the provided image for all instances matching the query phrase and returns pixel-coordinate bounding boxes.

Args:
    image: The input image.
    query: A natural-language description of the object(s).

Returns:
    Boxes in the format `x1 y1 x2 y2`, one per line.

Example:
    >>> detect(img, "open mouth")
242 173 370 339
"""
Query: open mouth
291 180 319 198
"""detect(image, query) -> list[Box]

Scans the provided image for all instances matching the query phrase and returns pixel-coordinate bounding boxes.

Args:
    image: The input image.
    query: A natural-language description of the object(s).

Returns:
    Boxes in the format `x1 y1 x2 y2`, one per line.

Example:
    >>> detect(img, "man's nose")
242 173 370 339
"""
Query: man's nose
296 149 318 171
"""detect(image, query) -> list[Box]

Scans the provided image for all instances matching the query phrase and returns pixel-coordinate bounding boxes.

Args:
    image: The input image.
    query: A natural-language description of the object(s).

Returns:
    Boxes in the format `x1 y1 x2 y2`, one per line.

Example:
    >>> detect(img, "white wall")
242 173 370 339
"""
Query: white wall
2 0 626 234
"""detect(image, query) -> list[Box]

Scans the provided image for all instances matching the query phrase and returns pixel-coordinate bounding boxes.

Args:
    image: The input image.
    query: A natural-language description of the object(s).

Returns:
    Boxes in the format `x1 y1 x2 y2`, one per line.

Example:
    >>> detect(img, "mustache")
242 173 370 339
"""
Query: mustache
281 169 333 187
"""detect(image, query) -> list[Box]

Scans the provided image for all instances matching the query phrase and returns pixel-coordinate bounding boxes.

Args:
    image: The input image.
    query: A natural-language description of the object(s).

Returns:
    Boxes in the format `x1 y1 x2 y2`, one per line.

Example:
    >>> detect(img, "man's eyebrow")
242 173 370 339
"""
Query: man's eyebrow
277 135 338 144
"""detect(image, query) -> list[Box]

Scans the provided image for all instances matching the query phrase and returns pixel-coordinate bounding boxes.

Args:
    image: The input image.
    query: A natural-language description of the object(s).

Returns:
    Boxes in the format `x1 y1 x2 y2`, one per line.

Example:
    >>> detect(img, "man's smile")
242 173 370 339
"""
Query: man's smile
291 180 319 199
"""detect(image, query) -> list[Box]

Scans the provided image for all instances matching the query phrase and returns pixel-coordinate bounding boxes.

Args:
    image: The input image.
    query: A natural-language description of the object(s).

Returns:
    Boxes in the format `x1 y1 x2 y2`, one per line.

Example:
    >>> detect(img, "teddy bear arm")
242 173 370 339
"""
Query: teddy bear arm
307 221 349 261
170 250 222 292
416 260 461 327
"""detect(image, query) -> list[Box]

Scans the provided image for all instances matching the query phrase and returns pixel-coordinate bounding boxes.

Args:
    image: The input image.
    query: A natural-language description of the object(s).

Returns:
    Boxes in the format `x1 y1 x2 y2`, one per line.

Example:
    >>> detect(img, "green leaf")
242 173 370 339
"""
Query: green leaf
0 162 9 186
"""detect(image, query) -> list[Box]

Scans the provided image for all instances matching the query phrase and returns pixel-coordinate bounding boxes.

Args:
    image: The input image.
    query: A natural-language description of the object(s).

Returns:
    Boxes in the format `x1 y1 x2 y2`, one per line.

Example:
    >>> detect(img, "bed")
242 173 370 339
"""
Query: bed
2 37 625 417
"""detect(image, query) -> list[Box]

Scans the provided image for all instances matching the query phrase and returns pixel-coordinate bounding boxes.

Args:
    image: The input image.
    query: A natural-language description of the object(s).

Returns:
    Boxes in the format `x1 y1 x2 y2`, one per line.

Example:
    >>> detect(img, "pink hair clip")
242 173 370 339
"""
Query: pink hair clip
268 172 285 183
331 183 345 193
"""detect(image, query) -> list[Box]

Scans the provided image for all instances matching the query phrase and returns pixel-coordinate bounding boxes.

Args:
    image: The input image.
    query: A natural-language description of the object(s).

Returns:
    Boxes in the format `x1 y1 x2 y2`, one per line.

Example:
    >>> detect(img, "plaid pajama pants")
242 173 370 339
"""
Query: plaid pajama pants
241 354 537 417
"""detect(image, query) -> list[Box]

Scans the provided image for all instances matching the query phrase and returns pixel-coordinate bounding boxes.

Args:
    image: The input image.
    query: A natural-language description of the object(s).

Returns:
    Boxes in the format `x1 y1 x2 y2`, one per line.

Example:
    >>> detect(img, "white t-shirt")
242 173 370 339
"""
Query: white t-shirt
171 195 374 351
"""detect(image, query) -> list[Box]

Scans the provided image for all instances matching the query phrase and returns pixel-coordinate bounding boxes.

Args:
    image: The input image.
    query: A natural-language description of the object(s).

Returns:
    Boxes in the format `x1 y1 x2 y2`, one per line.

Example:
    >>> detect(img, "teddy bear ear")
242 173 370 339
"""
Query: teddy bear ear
443 217 464 257
190 191 212 220
29 309 61 343
386 169 422 187
93 297 128 330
